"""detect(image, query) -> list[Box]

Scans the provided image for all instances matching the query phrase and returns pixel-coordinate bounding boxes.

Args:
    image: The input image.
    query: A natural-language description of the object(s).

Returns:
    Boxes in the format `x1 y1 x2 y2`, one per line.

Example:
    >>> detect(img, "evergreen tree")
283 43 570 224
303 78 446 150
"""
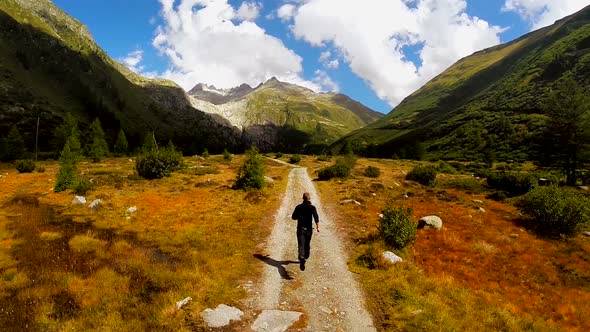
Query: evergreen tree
6 125 25 161
234 147 266 190
54 135 81 192
202 148 209 158
537 73 590 186
142 132 157 152
52 113 78 151
88 118 109 162
223 148 232 161
114 129 128 156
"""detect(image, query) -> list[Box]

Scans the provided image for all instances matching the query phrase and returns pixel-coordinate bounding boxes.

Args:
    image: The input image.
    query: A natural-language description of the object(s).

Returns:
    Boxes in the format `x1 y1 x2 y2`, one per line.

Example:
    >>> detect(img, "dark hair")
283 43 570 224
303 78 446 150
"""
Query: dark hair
303 192 311 201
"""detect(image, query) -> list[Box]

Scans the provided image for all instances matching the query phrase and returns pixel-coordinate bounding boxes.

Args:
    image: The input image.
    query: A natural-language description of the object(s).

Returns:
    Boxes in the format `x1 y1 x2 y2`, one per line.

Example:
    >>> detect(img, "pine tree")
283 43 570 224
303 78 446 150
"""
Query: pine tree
54 135 81 192
88 118 109 162
52 113 78 151
114 129 128 156
223 148 232 161
142 132 157 152
202 148 209 158
6 125 25 161
234 147 266 190
538 72 590 186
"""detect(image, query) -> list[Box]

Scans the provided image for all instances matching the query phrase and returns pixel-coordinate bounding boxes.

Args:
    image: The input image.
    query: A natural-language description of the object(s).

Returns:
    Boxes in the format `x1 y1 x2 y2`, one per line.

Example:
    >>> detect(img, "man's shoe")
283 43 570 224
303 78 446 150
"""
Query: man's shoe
299 259 306 271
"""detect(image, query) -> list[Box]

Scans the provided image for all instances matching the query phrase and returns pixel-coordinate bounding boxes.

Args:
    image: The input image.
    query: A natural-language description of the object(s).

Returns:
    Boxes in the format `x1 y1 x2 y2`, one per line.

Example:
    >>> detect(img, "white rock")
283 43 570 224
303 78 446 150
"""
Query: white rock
201 304 244 328
264 176 275 184
478 207 486 213
126 206 137 214
509 233 520 238
319 306 332 314
128 159 133 162
88 199 101 210
579 186 589 191
383 251 403 264
418 216 443 230
473 199 483 204
251 310 302 332
72 196 86 205
176 297 192 309
583 231 590 237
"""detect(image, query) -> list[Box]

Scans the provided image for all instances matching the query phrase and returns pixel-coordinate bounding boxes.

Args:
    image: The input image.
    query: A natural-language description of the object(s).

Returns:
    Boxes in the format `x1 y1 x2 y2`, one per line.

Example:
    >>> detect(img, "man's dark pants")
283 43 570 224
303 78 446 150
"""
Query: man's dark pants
297 227 313 261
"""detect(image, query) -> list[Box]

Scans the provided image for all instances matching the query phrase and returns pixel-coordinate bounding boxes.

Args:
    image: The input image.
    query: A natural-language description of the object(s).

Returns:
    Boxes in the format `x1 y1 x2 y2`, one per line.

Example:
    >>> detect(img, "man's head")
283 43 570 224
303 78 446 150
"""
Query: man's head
302 192 311 201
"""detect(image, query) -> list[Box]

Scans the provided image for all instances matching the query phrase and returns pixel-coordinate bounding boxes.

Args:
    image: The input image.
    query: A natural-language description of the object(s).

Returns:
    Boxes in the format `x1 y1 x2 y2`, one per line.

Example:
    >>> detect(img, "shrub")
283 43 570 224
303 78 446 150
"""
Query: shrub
518 186 590 235
15 159 35 173
379 206 416 249
406 166 437 186
275 152 283 159
234 147 266 190
317 157 356 180
202 148 209 159
135 145 183 179
438 160 458 174
487 171 537 196
114 129 128 156
364 166 381 178
73 179 94 195
355 245 385 270
289 154 302 164
222 148 232 161
438 178 486 193
36 166 46 173
316 155 331 162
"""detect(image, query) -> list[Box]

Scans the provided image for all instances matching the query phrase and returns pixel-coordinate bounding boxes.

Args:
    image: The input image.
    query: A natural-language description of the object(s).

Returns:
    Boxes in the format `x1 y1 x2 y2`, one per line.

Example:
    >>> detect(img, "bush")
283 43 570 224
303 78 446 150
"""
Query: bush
234 147 266 190
275 152 284 159
316 155 331 162
364 166 380 178
438 160 458 174
55 163 77 192
355 245 385 270
487 171 537 196
36 166 46 173
289 154 302 164
518 186 590 235
222 148 232 161
202 148 209 159
379 206 416 249
15 159 35 173
73 179 94 195
135 146 183 179
406 166 437 186
438 178 486 193
317 157 356 180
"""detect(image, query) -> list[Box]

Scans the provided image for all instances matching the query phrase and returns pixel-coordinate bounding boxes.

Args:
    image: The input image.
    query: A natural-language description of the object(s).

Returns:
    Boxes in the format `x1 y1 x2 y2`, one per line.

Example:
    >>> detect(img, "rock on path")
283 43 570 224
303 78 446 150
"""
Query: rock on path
251 310 302 332
255 167 376 331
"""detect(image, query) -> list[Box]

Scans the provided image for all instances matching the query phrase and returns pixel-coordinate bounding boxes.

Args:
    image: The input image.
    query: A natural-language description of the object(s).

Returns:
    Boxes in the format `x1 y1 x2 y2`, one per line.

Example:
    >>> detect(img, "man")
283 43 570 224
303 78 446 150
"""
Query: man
291 192 320 271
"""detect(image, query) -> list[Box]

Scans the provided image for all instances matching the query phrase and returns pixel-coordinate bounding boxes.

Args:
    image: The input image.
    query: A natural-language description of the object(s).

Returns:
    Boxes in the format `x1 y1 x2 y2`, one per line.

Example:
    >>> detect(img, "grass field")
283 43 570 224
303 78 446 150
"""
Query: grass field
0 156 290 330
303 157 590 331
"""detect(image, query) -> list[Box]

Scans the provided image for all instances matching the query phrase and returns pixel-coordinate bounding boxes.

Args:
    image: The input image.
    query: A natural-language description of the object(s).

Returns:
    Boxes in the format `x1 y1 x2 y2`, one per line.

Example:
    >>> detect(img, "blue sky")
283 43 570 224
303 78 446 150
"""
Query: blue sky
52 0 589 113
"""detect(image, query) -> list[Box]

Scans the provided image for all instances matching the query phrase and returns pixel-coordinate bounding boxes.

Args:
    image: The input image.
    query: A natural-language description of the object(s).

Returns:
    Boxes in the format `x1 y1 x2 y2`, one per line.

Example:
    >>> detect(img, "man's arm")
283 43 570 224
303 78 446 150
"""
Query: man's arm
291 205 299 220
313 206 320 232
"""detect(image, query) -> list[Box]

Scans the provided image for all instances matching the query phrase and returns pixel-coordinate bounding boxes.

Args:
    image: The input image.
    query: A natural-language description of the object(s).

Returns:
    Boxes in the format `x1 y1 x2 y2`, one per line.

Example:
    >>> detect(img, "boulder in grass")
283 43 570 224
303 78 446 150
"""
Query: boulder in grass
201 304 244 328
89 199 102 210
417 216 442 230
583 231 590 237
176 297 192 309
382 251 403 264
72 196 86 205
126 206 137 214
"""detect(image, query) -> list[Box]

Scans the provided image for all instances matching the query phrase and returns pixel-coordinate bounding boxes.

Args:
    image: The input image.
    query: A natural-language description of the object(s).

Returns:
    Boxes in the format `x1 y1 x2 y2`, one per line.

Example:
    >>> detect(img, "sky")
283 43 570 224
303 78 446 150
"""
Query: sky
52 0 590 113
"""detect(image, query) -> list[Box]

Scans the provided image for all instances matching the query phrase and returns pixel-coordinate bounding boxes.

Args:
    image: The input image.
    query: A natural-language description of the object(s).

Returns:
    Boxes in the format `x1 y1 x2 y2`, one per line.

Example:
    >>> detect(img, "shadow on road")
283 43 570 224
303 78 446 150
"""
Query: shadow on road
253 254 299 280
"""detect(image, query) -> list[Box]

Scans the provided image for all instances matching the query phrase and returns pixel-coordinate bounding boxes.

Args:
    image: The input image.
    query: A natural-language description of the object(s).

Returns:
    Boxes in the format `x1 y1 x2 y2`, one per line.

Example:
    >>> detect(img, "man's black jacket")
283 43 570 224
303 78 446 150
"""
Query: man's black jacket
291 201 319 229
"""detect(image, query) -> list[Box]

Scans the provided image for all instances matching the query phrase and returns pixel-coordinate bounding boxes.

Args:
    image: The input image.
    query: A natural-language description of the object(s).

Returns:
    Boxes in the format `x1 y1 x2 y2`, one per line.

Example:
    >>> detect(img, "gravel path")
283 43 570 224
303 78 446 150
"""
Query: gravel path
256 167 376 331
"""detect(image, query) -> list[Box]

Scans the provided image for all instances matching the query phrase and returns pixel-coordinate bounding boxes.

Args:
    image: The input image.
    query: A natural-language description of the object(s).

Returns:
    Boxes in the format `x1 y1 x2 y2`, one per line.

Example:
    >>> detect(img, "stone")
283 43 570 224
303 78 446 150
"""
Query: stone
126 206 137 214
579 186 589 191
412 309 423 315
201 304 244 328
473 199 483 204
251 310 302 332
417 216 443 230
382 251 403 264
176 297 192 309
264 176 275 185
340 199 361 205
72 196 86 205
319 306 332 314
583 231 590 237
478 207 486 213
509 233 520 238
88 199 101 210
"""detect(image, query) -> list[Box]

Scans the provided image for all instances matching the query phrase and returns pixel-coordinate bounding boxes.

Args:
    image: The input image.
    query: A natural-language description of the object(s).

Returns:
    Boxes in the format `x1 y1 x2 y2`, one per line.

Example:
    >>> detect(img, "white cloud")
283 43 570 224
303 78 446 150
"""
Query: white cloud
319 51 331 62
236 1 261 21
122 50 143 69
327 59 339 69
277 4 296 21
313 70 339 92
288 0 505 107
503 0 590 29
153 0 330 92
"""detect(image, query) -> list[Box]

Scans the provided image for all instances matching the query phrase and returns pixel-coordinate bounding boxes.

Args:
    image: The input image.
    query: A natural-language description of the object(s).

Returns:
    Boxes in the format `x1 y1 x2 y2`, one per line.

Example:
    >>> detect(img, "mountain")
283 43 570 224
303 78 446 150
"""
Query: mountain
0 0 241 155
333 5 590 161
188 78 383 152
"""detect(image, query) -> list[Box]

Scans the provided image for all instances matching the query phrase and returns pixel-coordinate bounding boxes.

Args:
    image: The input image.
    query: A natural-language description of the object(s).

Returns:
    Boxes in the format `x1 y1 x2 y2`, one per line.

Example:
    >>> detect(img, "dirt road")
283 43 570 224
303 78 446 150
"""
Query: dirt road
255 167 376 331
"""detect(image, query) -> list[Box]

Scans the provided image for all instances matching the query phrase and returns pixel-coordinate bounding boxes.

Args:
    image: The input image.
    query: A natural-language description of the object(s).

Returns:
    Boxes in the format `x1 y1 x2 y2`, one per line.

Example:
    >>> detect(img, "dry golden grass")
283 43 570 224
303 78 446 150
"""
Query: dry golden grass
306 157 589 331
0 155 290 330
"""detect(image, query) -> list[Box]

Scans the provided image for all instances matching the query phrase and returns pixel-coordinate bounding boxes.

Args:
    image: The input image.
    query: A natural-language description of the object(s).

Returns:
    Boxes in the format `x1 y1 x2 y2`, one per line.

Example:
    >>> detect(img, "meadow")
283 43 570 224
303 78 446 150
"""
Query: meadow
0 155 290 330
304 157 590 331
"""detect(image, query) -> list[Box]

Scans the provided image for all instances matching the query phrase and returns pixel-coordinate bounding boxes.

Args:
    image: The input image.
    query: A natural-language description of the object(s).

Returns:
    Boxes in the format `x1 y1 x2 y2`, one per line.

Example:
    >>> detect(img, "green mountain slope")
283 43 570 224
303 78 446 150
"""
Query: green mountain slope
189 78 383 153
0 0 241 155
334 5 590 161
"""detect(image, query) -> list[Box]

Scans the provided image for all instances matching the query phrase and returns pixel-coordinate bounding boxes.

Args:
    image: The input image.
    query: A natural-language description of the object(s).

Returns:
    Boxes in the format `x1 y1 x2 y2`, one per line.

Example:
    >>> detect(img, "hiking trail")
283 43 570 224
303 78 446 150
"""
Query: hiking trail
252 167 376 331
